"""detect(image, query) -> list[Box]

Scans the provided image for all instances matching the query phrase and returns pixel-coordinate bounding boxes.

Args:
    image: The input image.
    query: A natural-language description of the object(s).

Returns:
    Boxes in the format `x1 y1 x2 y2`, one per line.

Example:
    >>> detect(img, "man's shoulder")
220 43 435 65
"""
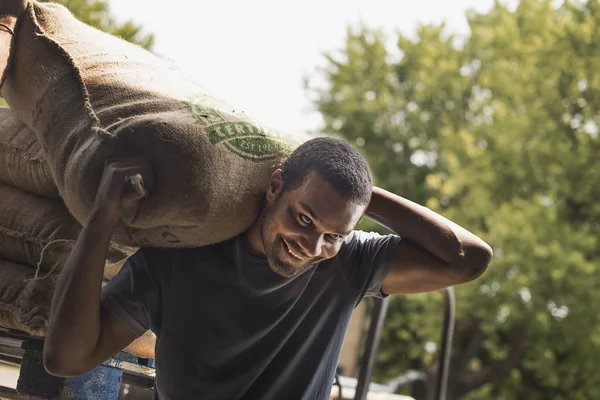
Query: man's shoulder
332 230 401 262
342 230 397 246
137 238 235 257
134 237 239 267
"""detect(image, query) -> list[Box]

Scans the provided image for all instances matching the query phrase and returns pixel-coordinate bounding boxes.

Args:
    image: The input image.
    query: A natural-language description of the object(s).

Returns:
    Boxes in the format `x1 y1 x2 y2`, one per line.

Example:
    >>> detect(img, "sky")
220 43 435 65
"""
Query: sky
107 0 503 136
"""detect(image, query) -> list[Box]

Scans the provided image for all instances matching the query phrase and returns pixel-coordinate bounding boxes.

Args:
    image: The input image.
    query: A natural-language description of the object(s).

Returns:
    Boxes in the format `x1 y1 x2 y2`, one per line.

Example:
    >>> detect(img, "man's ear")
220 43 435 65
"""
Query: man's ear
266 169 284 203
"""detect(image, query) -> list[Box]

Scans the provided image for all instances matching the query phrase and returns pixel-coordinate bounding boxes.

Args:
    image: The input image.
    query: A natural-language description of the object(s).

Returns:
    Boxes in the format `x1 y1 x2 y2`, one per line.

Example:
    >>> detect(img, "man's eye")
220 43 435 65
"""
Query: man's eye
328 234 342 241
299 214 312 225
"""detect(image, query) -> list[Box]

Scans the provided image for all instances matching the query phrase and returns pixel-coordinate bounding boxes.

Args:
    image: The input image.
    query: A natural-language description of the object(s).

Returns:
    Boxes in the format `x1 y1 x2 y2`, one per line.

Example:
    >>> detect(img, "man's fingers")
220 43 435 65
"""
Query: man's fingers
118 166 153 188
103 158 154 187
0 0 29 18
124 174 148 198
104 156 149 169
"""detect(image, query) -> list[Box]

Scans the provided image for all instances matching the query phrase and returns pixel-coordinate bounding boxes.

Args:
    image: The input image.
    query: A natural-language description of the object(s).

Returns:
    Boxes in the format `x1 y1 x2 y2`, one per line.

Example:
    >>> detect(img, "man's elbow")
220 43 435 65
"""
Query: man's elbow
43 348 93 378
460 242 493 283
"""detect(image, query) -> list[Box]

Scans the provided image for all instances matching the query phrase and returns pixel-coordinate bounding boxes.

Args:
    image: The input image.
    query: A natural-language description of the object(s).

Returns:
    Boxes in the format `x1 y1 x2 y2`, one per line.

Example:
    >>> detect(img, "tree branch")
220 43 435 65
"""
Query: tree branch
454 321 486 372
457 323 529 395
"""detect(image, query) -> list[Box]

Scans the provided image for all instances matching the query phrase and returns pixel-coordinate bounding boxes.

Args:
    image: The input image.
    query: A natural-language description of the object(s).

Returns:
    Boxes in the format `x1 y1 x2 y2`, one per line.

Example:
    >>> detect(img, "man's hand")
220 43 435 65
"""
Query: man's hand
91 158 153 226
1 0 29 89
0 0 28 18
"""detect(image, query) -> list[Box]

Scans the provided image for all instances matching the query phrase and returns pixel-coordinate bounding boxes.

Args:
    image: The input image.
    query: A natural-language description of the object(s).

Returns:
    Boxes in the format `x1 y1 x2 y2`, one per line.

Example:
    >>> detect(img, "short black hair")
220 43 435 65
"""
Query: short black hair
280 137 372 205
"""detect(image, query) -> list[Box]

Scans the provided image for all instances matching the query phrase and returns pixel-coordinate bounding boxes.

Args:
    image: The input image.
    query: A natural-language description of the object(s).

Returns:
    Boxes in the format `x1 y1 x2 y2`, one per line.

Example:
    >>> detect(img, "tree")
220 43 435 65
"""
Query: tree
308 1 600 399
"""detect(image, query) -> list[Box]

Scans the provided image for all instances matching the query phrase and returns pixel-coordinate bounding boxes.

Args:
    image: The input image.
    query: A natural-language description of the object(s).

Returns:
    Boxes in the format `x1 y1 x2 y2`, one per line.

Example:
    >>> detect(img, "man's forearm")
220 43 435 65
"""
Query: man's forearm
366 186 489 268
45 212 116 363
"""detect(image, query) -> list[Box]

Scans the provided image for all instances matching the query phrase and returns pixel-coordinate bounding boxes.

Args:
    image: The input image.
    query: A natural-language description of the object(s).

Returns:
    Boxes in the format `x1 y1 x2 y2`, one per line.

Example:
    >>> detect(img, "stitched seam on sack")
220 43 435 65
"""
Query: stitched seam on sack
29 3 113 140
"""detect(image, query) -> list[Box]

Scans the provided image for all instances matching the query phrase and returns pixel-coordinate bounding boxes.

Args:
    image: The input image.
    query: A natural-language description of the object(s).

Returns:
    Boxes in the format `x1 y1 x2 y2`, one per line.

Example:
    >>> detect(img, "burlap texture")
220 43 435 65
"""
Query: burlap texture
0 107 58 198
1 1 300 248
0 182 135 280
0 260 55 337
0 260 156 358
122 330 156 359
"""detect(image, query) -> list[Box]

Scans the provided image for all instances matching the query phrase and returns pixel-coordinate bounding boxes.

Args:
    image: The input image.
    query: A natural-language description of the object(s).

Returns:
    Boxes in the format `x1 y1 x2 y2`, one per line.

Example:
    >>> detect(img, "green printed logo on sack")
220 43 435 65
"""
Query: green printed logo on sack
185 94 297 162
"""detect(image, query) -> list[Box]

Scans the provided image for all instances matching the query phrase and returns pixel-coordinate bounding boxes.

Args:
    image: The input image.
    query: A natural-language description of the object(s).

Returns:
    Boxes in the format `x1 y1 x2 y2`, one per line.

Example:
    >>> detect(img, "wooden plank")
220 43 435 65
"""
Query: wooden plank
0 337 22 349
0 344 24 360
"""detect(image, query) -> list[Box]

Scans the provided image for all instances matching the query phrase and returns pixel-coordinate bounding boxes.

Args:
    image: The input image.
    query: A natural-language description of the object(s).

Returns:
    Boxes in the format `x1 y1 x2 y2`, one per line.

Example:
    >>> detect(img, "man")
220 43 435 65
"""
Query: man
44 137 492 399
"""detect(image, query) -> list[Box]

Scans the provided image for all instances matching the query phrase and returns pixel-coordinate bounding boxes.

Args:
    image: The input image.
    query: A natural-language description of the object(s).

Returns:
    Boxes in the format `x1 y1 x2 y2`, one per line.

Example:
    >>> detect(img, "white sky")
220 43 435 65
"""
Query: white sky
108 0 499 135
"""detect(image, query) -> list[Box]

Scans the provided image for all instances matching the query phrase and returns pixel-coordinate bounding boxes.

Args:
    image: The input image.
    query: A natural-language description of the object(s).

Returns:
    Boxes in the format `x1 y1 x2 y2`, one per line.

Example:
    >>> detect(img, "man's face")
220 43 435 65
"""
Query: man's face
260 171 367 277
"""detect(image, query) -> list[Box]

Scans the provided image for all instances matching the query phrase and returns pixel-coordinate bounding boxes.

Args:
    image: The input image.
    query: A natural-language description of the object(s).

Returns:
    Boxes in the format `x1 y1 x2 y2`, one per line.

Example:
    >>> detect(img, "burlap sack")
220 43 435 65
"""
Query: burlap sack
0 260 157 358
122 330 156 360
0 260 55 337
1 1 300 248
0 107 58 198
0 182 135 280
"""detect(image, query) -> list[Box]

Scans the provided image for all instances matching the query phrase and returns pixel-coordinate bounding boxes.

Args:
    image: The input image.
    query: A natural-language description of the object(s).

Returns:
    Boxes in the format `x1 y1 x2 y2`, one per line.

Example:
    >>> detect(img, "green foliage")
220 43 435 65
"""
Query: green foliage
41 0 154 49
309 0 600 398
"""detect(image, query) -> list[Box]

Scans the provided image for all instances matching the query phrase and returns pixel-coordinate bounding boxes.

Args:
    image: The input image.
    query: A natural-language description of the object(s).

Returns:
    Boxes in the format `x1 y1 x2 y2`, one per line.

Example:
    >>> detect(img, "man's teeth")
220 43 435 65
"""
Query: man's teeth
287 244 304 260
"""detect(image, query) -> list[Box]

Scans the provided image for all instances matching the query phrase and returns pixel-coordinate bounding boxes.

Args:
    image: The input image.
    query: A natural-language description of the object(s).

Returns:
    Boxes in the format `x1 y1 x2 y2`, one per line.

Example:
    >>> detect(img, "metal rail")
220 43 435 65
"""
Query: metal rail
0 386 21 400
0 329 157 399
354 297 390 400
434 287 455 400
353 287 456 400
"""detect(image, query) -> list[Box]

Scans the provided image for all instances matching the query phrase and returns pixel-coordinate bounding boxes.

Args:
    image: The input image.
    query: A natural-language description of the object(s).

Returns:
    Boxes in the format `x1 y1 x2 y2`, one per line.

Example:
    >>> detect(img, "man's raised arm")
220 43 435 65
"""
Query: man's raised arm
365 186 493 295
43 159 152 377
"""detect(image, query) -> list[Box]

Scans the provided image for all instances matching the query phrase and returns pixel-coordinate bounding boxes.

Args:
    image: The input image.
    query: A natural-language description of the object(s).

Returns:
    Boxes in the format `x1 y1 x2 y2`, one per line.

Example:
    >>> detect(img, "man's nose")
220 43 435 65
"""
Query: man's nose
299 233 324 258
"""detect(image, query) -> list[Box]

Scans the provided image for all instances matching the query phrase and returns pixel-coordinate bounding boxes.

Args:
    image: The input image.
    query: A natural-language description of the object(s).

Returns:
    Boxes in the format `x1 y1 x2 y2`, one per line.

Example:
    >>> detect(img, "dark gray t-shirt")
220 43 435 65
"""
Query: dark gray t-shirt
101 230 401 400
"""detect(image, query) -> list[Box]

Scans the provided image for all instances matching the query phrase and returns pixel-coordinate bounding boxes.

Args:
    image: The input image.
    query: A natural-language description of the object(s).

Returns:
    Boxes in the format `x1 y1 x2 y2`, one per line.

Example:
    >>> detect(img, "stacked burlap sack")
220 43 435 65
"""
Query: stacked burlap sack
0 0 300 358
0 107 156 356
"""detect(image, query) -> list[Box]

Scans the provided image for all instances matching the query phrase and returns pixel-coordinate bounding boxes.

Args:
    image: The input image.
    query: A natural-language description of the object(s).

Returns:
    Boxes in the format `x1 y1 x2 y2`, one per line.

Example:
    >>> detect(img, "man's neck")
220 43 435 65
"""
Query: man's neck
244 214 266 257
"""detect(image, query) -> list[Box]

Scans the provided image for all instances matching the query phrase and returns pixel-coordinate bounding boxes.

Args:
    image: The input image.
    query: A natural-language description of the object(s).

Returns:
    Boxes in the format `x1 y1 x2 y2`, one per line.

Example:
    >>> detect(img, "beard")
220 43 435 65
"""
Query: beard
259 206 312 278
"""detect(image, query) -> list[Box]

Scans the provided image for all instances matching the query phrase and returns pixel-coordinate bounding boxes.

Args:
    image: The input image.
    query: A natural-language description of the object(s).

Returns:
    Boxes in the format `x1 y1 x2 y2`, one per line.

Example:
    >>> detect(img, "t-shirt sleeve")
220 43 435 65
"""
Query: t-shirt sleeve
337 230 402 301
100 248 167 338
